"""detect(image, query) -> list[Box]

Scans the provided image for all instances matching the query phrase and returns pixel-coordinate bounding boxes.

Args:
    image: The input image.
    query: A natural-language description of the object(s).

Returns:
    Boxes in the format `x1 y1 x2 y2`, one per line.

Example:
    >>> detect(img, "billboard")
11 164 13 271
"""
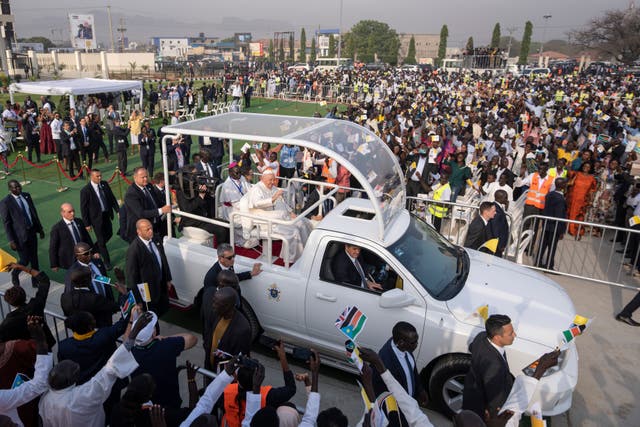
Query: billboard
69 14 96 50
249 42 264 57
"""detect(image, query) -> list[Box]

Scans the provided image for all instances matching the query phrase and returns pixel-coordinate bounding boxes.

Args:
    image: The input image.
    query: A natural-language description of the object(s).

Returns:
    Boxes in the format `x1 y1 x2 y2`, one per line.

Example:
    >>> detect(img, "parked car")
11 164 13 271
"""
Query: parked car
521 67 551 77
287 63 310 72
160 113 579 417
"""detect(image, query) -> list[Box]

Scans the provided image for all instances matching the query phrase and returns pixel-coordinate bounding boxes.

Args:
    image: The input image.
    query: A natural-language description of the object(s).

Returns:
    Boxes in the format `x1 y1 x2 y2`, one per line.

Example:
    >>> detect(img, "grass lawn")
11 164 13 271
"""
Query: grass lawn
0 96 337 330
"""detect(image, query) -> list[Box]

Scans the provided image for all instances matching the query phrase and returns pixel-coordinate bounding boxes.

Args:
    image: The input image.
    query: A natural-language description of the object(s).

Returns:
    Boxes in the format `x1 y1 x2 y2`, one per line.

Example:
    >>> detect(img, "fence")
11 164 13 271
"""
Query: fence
516 215 640 291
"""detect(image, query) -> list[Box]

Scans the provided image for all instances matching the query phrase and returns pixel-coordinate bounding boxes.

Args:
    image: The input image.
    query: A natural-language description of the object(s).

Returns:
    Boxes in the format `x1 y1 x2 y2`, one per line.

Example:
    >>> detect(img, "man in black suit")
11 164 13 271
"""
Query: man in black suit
126 219 174 316
488 190 510 258
64 242 111 297
0 180 45 287
49 203 93 271
372 322 428 406
202 287 251 371
536 177 567 270
139 121 156 176
81 169 119 269
406 145 432 197
124 166 172 242
464 201 497 251
194 149 219 181
462 314 516 417
202 243 262 290
0 264 56 349
302 176 334 221
60 121 81 177
331 244 382 291
61 267 124 328
77 117 92 169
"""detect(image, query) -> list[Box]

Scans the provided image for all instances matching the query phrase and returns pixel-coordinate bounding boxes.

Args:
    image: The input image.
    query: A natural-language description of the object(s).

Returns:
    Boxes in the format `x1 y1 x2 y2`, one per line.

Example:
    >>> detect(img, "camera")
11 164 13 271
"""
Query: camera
238 354 261 370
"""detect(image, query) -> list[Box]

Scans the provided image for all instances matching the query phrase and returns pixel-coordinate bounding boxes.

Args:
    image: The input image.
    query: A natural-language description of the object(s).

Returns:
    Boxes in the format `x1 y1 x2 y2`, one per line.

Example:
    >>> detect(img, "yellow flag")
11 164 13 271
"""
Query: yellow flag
137 283 151 302
573 314 590 326
0 248 17 272
479 238 499 253
476 305 489 322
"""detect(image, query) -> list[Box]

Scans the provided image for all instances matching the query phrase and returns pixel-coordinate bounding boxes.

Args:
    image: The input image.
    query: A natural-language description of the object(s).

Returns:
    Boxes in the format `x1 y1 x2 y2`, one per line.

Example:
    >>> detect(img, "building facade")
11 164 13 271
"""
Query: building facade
0 0 15 72
398 34 439 64
151 37 190 58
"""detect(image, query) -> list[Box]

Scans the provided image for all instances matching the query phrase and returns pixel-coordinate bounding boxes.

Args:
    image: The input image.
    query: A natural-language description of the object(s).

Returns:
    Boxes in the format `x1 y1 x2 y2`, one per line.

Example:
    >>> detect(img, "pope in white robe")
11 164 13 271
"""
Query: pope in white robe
241 168 312 263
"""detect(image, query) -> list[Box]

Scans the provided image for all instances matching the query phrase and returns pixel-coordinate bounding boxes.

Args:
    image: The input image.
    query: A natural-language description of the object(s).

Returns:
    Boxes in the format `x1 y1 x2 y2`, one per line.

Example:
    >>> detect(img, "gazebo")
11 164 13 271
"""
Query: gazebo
8 78 143 111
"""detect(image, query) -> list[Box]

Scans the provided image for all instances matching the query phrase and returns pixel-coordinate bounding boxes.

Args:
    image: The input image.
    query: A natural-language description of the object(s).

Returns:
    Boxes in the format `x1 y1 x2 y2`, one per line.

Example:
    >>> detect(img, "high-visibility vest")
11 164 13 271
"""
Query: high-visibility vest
525 173 553 209
322 159 336 184
221 383 272 427
548 167 567 179
555 90 564 102
429 183 451 218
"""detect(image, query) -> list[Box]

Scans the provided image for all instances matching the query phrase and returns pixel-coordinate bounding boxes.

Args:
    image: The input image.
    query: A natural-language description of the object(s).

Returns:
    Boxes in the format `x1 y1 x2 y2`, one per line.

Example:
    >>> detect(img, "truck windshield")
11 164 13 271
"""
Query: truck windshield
389 215 468 301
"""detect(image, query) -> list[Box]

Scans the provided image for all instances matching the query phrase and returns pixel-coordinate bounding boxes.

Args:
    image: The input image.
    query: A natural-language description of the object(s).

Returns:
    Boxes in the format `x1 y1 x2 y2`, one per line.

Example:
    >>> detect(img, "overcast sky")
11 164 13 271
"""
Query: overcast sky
13 0 632 47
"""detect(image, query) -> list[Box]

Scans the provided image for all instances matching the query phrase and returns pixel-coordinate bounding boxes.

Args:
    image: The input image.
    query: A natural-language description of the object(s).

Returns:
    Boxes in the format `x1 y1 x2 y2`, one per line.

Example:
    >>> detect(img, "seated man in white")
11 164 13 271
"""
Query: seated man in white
241 168 312 263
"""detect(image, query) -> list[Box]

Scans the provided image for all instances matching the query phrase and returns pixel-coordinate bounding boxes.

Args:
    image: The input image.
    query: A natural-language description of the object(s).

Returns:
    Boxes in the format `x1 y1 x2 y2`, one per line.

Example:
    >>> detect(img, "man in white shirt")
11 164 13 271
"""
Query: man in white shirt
220 162 251 222
50 112 63 160
39 312 153 427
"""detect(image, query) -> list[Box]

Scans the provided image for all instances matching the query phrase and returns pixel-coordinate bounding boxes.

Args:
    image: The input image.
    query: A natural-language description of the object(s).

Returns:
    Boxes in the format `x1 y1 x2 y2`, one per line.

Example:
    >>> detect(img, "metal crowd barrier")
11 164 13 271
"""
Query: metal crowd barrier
516 215 640 291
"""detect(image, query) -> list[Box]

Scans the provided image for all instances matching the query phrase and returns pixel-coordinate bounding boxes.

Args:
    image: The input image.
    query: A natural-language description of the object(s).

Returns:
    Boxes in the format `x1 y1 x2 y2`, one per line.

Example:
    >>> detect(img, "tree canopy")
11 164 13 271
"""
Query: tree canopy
404 35 417 64
299 29 307 62
571 7 640 65
437 25 448 66
309 38 317 63
328 34 336 57
18 36 55 49
491 23 501 48
518 21 533 65
466 37 474 53
343 20 400 65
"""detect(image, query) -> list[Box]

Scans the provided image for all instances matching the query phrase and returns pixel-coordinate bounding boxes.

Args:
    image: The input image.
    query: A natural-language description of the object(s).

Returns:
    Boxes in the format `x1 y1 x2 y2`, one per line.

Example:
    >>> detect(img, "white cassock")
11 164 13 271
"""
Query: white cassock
243 181 312 263
220 176 252 245
0 354 53 427
39 345 139 427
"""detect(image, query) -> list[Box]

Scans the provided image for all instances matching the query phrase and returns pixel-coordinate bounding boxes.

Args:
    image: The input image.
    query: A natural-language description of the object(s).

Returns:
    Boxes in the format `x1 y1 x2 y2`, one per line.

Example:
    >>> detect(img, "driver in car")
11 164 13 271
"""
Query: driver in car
331 244 383 291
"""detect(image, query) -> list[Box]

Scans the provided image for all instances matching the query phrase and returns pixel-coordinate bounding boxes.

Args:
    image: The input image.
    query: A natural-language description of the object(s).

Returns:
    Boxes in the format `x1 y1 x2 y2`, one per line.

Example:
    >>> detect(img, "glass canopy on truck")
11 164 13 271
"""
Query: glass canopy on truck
161 112 406 239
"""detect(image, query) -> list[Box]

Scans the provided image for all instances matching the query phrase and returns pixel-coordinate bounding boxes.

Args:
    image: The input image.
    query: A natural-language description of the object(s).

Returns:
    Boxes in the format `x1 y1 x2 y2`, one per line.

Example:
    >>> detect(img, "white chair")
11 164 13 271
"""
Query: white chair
507 229 534 264
181 226 214 247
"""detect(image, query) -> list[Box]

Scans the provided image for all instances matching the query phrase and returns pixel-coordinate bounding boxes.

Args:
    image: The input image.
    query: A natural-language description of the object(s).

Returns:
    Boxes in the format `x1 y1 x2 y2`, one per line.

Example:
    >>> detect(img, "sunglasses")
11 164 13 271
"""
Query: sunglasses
221 254 235 260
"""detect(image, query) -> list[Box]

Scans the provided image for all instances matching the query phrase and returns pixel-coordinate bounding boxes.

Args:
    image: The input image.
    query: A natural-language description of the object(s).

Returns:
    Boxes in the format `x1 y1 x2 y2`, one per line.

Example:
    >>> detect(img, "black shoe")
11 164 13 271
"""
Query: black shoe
615 314 640 326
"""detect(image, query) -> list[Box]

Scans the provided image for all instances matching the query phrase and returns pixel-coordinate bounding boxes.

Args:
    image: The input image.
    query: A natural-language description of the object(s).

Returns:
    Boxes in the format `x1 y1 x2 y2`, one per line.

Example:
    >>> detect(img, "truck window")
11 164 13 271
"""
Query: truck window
319 241 402 292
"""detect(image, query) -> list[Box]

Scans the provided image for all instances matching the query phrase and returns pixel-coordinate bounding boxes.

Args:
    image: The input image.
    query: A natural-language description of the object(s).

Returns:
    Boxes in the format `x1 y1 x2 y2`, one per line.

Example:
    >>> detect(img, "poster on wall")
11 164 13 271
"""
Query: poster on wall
69 14 96 50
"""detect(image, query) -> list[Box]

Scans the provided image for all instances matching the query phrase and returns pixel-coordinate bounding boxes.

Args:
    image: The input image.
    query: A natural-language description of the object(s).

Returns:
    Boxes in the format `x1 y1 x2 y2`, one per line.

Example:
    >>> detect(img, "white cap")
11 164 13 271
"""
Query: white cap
132 311 158 345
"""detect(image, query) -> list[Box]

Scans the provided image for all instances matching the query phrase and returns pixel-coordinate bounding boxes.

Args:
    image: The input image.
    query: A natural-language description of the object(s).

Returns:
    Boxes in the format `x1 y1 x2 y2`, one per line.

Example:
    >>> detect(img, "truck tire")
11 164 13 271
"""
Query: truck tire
428 354 471 417
240 298 261 342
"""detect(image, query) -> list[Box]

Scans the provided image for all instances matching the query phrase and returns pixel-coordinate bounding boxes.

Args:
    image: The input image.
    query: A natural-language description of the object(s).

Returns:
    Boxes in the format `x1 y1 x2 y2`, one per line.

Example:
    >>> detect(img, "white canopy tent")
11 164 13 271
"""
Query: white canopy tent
8 78 143 111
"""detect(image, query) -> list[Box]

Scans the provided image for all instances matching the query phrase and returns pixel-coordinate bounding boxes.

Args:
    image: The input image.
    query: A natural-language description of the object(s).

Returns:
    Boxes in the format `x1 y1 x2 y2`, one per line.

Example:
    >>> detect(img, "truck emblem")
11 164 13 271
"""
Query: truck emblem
267 284 281 302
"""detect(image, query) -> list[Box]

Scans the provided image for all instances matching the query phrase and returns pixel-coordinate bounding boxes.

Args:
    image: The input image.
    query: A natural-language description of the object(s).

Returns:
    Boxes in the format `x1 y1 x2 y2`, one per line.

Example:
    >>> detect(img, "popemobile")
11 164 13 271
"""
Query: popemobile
159 112 578 416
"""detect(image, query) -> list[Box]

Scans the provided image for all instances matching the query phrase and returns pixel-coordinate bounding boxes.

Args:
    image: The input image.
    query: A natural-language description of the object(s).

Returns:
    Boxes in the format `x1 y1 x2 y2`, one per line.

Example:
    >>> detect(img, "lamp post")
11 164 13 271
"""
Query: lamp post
539 14 552 57
336 0 343 65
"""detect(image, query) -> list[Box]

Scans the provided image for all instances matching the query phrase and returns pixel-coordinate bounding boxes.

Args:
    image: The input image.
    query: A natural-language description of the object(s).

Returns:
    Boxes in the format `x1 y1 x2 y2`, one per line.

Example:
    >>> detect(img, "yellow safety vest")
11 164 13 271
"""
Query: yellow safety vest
429 183 451 218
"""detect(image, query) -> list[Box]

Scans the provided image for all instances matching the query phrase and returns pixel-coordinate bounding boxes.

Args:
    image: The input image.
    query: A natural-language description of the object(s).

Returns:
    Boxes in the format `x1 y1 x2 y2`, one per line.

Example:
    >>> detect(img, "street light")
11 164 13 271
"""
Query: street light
539 14 552 57
337 0 343 64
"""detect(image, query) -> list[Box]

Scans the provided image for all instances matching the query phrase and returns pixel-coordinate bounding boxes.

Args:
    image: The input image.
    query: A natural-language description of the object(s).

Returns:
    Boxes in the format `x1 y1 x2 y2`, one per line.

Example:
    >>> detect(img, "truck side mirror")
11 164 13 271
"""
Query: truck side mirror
379 288 415 309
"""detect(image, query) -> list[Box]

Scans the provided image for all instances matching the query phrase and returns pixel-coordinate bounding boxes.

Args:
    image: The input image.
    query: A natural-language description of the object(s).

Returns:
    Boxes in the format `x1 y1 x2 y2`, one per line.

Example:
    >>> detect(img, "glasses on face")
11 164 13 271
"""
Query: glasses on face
76 251 91 257
221 254 235 260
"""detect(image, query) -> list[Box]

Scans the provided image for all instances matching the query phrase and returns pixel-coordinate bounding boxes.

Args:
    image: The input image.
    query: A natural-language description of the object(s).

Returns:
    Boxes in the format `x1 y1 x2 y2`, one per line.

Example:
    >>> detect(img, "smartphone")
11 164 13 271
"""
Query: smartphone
258 335 280 349
292 347 312 362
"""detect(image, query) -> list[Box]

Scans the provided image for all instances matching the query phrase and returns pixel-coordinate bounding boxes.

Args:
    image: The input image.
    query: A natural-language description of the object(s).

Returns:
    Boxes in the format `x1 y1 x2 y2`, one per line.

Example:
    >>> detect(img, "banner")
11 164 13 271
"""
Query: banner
69 14 96 50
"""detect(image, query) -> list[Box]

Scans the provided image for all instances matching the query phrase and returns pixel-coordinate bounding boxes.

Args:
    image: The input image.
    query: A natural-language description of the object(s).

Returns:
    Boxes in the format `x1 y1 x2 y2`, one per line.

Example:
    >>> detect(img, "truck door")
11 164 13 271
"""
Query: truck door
305 237 426 361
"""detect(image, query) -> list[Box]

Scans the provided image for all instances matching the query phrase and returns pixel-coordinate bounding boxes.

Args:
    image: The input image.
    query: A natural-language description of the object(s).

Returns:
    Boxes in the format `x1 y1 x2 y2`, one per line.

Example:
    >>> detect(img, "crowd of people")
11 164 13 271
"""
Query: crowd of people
1 61 640 426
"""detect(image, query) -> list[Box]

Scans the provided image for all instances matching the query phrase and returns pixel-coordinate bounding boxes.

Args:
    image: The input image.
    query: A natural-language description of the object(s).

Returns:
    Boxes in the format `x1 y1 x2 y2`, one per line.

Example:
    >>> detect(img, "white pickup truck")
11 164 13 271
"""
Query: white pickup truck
159 112 578 416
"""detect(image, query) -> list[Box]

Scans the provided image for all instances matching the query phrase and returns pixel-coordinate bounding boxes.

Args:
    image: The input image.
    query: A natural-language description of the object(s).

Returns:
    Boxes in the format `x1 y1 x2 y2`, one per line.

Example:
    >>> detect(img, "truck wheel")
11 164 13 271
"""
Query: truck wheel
240 298 261 342
428 354 471 417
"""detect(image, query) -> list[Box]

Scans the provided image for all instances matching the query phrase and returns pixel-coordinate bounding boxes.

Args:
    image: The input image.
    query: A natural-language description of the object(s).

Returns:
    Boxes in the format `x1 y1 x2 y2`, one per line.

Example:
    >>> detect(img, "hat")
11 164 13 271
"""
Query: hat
228 161 239 169
132 311 158 344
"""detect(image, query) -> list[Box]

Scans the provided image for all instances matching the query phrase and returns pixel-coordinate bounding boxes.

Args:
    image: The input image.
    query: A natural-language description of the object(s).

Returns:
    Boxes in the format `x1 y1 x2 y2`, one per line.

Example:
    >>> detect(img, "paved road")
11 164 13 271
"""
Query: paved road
1 269 638 426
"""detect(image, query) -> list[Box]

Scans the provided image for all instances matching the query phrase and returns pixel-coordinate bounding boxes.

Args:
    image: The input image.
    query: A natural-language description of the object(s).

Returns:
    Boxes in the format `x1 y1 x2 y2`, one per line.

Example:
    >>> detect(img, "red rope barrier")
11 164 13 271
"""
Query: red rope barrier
119 172 132 185
57 162 89 181
21 158 55 168
7 156 21 169
106 170 119 184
